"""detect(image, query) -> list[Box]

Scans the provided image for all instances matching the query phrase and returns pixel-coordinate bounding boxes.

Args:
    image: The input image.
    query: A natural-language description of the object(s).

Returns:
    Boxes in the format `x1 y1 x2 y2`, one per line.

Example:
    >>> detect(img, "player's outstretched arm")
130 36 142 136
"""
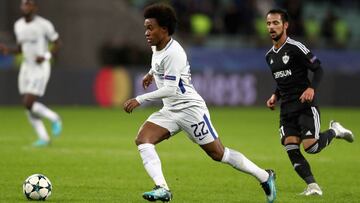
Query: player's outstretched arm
266 94 277 110
50 39 62 56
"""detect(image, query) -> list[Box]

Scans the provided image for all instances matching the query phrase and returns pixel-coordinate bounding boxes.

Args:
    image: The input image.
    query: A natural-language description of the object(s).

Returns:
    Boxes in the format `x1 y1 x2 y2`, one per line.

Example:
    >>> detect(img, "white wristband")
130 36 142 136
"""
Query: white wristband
135 96 144 105
44 52 52 60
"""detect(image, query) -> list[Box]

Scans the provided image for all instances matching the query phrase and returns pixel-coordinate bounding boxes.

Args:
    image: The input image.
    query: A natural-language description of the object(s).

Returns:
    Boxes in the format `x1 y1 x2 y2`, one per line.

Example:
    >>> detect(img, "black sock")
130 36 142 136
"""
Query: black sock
319 129 336 148
305 129 336 154
286 144 315 184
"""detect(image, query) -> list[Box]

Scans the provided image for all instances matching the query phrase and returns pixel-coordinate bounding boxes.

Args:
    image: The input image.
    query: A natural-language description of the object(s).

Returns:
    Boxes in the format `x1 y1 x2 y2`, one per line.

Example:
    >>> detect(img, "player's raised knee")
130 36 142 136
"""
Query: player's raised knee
304 143 321 154
22 99 33 110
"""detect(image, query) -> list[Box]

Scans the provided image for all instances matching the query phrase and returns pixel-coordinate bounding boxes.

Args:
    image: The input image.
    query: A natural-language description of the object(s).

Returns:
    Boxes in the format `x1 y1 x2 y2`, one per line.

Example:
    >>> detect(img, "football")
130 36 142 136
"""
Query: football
23 174 52 200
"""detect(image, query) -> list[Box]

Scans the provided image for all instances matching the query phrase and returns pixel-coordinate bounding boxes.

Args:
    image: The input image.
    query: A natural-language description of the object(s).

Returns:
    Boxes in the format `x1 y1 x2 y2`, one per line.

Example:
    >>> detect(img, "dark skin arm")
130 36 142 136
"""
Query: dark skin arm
123 73 153 113
123 98 140 113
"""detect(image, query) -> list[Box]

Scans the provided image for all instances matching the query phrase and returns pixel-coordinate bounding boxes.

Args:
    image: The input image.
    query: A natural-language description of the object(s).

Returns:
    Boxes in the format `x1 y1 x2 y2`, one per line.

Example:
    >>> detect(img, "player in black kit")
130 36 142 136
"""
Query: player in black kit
265 9 355 196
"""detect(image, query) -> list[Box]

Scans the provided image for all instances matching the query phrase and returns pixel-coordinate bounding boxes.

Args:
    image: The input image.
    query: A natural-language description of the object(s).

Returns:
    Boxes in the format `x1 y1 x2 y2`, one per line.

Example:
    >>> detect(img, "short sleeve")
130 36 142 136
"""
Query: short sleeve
43 20 59 42
304 51 321 71
14 22 21 43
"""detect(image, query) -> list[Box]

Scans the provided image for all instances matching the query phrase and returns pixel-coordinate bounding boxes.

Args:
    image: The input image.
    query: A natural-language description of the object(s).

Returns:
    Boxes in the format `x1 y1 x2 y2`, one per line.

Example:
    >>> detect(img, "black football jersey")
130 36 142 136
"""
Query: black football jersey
265 37 322 114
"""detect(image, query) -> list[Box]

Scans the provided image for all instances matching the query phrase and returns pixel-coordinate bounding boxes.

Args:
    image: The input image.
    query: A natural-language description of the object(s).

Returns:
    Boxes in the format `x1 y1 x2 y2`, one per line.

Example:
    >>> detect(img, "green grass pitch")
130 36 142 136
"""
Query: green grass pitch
0 106 359 202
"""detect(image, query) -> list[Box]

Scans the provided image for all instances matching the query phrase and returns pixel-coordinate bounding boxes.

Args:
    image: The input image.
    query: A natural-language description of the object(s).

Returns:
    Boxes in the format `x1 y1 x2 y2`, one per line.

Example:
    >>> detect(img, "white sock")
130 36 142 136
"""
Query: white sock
138 143 169 190
221 147 269 183
31 102 59 122
26 111 49 141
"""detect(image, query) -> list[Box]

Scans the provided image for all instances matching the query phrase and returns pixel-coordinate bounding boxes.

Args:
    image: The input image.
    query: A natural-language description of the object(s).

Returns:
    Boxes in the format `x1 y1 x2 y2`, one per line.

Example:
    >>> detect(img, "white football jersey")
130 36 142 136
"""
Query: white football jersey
14 15 59 65
146 38 206 110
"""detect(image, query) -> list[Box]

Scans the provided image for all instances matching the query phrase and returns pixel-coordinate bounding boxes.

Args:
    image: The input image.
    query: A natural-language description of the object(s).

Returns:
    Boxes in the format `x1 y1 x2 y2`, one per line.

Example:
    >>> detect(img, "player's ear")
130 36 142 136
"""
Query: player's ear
161 26 168 35
283 21 289 30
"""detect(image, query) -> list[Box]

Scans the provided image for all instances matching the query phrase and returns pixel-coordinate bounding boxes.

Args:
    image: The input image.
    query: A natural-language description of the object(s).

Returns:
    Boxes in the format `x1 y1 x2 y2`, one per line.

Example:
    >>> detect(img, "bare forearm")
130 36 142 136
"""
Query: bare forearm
50 39 61 55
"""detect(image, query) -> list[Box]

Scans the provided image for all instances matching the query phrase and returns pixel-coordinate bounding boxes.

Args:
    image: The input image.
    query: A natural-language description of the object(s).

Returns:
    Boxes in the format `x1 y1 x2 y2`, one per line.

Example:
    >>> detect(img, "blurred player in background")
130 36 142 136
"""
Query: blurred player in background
0 0 62 147
265 9 354 196
124 3 276 203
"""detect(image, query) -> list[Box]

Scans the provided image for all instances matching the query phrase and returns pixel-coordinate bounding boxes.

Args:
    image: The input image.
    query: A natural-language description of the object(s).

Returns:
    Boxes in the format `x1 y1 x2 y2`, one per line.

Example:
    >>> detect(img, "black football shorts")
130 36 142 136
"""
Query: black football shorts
279 106 321 145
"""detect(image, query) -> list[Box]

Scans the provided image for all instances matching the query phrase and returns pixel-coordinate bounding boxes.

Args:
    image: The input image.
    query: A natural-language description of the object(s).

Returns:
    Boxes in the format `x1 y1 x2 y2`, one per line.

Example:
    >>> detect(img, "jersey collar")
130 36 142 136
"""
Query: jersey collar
154 38 174 54
272 37 289 53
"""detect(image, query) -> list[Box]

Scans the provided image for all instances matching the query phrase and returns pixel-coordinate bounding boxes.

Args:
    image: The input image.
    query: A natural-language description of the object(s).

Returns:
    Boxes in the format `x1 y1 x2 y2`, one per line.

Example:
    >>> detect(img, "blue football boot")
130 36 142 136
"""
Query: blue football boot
142 185 172 202
32 139 49 147
261 169 276 203
52 119 62 137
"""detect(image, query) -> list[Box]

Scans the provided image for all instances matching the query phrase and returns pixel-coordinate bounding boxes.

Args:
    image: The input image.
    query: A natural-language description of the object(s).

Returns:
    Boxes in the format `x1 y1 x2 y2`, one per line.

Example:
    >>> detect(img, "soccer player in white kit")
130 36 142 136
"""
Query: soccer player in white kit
123 3 276 203
0 0 62 147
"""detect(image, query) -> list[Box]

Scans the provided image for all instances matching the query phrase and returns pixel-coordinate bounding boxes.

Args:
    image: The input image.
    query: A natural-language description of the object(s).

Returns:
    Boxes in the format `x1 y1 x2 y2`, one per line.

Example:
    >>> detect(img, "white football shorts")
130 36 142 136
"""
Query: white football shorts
147 106 219 145
18 61 51 96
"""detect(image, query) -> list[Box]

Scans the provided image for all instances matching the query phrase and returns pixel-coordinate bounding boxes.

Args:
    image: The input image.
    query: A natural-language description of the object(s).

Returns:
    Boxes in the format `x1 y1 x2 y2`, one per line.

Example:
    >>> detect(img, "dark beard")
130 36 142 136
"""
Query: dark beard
273 30 284 42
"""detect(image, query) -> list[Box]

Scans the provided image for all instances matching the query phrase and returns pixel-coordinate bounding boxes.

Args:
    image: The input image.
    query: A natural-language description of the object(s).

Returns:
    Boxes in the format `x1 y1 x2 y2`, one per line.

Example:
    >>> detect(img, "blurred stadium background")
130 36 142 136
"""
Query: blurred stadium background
0 0 360 107
1 0 360 202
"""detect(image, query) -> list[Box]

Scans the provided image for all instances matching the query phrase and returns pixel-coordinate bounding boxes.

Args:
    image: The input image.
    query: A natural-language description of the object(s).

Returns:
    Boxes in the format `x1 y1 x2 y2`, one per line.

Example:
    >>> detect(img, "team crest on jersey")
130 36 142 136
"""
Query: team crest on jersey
282 52 289 64
154 63 163 72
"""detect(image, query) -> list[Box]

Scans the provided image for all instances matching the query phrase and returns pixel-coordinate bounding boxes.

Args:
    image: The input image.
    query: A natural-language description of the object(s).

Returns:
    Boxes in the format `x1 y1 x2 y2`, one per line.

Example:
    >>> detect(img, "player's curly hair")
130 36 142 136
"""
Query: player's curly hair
144 3 177 35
